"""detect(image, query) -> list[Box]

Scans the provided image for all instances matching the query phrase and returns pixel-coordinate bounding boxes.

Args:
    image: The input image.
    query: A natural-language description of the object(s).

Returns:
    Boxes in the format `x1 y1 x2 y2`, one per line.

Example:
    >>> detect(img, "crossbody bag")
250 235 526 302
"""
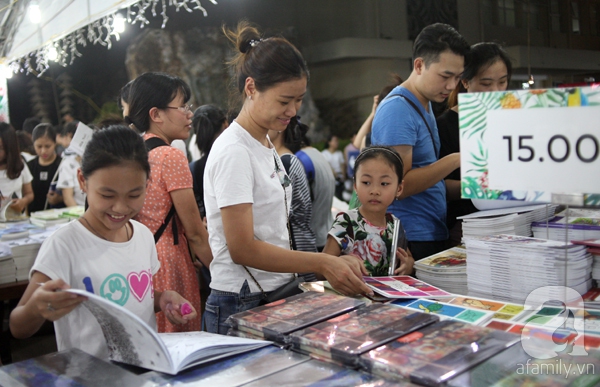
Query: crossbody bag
242 154 306 304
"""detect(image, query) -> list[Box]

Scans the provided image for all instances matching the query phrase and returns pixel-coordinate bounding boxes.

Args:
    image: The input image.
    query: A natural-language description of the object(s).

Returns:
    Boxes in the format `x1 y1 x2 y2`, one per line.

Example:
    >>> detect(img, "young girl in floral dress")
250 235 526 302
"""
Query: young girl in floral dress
324 146 414 276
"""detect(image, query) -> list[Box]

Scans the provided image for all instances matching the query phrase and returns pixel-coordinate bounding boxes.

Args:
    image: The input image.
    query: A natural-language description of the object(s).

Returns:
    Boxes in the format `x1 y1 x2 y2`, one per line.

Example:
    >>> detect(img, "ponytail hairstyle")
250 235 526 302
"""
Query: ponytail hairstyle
193 105 227 155
0 123 24 179
223 20 309 106
283 116 308 154
80 125 150 180
125 72 191 132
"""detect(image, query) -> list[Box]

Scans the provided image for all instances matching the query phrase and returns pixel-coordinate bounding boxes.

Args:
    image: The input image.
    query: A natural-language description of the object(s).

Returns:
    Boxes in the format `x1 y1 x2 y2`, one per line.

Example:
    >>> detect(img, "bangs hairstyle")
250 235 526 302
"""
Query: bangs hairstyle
125 72 191 132
447 42 513 108
223 20 309 102
354 146 404 183
413 23 469 67
0 123 24 179
80 125 150 179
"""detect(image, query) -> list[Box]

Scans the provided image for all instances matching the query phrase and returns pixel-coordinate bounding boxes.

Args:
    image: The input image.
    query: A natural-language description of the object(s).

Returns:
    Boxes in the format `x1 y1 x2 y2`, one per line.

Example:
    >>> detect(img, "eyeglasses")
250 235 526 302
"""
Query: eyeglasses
163 104 193 113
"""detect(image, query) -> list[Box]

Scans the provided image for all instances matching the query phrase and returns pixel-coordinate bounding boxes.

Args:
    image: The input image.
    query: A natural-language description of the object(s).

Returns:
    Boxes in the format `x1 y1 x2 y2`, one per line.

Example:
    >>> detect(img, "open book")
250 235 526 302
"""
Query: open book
66 289 270 375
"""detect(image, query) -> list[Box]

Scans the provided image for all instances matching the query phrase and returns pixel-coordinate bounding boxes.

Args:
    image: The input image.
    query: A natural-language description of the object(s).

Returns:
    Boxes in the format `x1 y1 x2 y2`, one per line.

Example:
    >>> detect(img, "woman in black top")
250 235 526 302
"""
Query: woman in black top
437 43 512 245
27 124 62 213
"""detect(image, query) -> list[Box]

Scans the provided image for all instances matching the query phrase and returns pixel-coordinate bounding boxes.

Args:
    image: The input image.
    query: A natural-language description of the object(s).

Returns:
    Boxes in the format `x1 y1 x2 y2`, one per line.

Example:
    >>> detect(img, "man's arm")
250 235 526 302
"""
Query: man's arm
393 145 460 199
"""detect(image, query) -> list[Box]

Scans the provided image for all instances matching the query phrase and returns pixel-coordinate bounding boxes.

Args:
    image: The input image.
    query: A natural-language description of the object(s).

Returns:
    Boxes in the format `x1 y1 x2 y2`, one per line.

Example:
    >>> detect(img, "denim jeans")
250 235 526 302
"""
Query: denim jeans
203 280 264 335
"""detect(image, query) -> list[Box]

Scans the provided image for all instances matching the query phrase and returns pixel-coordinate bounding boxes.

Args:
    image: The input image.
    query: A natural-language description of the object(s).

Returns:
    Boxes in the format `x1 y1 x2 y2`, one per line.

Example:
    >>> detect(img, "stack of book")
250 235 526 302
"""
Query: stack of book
532 208 600 242
29 206 84 227
572 239 600 282
464 234 593 304
6 228 57 281
414 246 468 294
459 204 558 239
0 246 14 284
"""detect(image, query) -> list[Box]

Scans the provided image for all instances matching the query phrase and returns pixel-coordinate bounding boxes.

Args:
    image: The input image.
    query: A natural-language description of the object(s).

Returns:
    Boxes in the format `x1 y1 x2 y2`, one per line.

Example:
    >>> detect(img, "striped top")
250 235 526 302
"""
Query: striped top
281 153 317 252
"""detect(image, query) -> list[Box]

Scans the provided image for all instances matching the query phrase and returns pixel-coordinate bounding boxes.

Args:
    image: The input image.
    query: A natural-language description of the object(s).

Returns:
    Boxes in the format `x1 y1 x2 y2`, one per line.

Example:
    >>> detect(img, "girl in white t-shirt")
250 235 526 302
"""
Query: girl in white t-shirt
203 22 373 335
10 126 197 359
0 123 33 214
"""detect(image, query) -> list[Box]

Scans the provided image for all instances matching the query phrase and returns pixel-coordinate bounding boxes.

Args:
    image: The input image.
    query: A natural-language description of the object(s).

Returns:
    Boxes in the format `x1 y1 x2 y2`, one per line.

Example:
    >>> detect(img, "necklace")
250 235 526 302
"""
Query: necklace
80 217 130 242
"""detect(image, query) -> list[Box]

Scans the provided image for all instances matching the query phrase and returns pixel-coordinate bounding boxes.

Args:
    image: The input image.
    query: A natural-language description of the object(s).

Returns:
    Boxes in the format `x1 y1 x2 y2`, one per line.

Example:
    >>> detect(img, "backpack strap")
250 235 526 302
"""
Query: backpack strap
385 89 439 158
145 137 178 245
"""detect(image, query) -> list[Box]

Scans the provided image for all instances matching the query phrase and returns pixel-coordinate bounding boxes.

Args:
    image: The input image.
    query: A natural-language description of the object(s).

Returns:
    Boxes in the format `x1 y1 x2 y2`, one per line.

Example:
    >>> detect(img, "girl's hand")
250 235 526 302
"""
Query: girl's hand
9 198 26 213
29 280 86 322
393 248 415 276
159 290 197 325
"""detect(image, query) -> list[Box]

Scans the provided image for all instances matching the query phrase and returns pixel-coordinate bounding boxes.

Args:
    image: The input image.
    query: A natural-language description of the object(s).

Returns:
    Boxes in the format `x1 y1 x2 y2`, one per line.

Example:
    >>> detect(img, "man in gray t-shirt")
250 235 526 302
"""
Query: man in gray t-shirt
300 147 335 250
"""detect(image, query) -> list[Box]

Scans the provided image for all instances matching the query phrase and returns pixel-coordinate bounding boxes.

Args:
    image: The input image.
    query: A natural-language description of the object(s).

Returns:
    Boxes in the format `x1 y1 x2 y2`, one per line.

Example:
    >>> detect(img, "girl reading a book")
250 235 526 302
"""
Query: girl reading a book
324 146 414 276
203 21 372 335
0 122 33 216
10 126 197 360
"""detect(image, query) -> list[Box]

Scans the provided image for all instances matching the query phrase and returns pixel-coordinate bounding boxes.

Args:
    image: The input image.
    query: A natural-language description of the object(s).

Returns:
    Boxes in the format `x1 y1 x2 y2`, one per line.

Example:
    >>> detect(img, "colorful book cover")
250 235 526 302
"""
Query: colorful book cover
483 319 576 345
447 296 526 321
396 299 494 326
364 276 453 299
359 320 520 386
289 304 438 366
414 247 467 273
225 291 365 343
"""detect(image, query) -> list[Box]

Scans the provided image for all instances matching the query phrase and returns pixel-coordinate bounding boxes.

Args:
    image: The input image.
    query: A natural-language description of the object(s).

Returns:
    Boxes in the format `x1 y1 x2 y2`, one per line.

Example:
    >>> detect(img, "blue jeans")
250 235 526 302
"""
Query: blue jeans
204 280 264 335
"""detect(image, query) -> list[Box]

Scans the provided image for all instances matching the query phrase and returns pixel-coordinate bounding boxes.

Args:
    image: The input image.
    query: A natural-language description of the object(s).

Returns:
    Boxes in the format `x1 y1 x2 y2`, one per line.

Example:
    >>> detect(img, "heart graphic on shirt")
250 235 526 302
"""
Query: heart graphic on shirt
128 271 151 302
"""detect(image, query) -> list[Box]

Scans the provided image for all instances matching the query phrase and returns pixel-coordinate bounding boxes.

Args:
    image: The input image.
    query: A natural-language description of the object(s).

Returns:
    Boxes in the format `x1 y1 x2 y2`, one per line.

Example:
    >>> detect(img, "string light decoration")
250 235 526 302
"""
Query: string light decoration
9 0 217 76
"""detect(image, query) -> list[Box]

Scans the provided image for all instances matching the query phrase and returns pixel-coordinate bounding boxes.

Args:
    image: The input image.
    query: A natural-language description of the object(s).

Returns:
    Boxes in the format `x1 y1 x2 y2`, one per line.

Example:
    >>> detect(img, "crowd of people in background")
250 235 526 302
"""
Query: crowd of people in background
4 19 516 359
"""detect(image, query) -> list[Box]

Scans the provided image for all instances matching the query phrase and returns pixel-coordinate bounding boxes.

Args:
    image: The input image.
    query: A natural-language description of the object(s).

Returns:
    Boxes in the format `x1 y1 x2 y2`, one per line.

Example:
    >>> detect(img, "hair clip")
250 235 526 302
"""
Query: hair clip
249 39 262 48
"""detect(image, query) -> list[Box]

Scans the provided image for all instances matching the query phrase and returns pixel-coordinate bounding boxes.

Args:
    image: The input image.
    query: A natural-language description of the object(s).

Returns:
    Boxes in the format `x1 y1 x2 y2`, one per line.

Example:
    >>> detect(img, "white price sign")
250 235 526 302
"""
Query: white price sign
486 106 600 193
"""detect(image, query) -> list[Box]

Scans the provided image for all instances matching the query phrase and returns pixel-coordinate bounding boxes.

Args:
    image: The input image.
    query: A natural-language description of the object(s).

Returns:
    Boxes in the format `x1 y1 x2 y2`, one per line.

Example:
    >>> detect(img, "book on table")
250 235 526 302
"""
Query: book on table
363 275 454 299
289 303 439 367
225 291 366 344
66 289 270 375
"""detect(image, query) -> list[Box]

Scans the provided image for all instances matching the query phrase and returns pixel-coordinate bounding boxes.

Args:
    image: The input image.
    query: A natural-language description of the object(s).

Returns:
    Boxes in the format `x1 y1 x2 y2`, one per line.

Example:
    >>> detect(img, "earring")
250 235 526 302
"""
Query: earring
248 95 252 100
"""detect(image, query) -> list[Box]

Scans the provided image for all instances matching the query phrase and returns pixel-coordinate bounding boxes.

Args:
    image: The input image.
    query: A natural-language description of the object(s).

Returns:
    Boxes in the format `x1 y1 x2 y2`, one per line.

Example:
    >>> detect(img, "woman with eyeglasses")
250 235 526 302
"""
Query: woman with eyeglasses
125 72 212 333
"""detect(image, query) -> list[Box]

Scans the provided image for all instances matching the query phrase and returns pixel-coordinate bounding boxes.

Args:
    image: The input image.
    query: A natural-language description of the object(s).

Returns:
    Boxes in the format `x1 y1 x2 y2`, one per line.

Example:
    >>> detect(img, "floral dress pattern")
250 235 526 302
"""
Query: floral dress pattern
328 209 407 276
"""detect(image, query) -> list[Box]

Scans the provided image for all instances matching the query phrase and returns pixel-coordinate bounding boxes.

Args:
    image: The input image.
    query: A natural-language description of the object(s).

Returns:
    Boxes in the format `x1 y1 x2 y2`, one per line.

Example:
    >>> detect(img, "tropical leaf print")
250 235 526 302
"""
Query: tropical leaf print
459 92 501 140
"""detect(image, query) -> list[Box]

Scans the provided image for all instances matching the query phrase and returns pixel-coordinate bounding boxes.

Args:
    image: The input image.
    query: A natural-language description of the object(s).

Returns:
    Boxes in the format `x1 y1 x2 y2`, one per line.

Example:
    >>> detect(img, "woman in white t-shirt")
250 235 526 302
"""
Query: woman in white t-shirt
0 123 33 214
203 21 372 335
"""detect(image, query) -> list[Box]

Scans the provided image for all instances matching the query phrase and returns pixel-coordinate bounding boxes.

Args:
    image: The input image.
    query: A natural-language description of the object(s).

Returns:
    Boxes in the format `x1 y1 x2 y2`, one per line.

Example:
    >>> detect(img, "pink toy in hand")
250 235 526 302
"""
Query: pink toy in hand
180 302 192 316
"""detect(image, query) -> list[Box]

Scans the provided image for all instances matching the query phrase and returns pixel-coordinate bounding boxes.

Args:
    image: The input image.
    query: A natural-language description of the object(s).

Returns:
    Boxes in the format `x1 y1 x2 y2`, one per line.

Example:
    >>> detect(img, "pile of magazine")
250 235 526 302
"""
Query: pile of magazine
464 234 593 304
414 246 468 294
458 204 558 239
532 208 600 242
573 238 600 282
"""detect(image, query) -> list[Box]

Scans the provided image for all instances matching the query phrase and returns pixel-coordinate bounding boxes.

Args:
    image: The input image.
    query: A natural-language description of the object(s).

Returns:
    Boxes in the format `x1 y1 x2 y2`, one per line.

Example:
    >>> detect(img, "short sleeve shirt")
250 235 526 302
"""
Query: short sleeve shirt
371 86 448 241
328 209 407 276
